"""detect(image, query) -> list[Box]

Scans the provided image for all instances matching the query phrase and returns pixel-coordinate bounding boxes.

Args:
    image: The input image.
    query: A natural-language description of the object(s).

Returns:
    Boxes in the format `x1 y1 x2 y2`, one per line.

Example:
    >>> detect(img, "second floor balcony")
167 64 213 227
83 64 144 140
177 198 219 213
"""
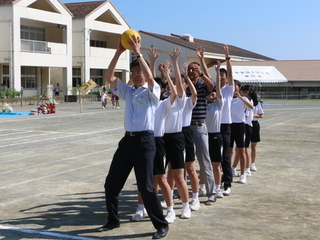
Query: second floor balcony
21 39 51 53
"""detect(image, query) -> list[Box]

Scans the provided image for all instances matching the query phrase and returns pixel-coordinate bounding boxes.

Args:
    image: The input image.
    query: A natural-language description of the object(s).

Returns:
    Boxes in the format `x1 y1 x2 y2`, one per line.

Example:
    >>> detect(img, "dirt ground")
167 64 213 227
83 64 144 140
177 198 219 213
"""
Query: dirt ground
1 99 319 240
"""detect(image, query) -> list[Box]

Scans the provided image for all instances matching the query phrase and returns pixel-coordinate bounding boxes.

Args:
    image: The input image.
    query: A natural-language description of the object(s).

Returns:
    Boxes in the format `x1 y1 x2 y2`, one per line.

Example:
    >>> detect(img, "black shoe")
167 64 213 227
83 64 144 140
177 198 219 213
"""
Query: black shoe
97 223 120 232
152 225 169 239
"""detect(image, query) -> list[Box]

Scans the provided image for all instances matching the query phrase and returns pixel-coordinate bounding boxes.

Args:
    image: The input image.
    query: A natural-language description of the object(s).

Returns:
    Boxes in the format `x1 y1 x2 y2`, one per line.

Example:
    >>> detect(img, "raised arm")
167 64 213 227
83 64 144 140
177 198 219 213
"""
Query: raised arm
147 47 159 78
196 46 211 78
105 41 126 89
160 61 177 105
169 47 184 98
130 35 155 91
183 63 197 105
224 44 234 86
215 61 222 99
196 46 214 92
235 92 254 109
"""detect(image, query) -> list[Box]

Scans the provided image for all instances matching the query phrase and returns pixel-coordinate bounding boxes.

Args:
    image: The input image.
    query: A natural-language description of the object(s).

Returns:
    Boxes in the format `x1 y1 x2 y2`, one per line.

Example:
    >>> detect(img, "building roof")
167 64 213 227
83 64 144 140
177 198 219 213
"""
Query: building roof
0 0 15 4
231 60 320 82
140 30 275 61
64 0 105 18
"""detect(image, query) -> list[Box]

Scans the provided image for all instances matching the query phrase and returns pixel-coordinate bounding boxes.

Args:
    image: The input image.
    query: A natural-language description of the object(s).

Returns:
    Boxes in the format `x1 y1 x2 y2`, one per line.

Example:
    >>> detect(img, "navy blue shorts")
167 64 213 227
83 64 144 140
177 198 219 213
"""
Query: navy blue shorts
208 132 223 162
244 124 253 148
153 137 166 175
230 123 246 148
251 121 261 142
163 132 185 169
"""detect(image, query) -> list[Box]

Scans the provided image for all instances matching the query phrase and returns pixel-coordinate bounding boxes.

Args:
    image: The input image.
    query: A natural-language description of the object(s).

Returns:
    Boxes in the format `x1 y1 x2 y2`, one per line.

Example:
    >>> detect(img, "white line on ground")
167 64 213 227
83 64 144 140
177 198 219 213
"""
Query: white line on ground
0 155 114 190
0 224 99 240
0 127 123 148
0 148 115 175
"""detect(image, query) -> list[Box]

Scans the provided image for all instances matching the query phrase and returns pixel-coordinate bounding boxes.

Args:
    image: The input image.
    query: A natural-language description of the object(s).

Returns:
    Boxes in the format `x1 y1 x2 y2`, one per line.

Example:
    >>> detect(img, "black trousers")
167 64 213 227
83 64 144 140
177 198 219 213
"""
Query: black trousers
220 124 233 189
104 133 167 230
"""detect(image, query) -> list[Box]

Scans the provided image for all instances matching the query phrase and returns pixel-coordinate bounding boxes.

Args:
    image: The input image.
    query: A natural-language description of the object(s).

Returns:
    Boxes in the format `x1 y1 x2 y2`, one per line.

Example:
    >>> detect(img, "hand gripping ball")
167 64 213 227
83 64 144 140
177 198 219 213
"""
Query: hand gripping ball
120 29 140 50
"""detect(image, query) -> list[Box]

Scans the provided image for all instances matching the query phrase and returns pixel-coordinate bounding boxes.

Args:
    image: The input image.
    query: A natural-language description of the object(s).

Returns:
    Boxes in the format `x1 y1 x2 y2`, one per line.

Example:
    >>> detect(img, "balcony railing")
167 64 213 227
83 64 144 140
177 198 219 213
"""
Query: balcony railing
21 39 51 53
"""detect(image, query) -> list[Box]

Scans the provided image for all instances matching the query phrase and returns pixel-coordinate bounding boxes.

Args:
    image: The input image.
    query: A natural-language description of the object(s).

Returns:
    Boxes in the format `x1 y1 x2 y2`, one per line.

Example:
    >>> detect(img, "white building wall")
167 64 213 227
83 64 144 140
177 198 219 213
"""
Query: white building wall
0 0 73 91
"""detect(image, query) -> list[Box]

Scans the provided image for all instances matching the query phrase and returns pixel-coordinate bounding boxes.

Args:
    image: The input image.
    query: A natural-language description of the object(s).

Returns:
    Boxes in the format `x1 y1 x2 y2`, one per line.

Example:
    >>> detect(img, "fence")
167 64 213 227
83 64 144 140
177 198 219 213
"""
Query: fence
258 91 320 100
0 87 102 106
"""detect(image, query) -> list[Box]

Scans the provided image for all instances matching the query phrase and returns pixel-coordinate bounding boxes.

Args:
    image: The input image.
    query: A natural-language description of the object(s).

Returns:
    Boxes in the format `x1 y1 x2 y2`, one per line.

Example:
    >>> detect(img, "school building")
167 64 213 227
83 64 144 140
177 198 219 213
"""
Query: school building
0 0 319 99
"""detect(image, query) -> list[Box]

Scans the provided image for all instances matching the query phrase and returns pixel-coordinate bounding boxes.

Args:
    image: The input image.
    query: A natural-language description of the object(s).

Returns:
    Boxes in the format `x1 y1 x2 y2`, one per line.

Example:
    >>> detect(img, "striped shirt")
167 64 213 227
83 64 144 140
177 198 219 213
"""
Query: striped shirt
187 80 210 121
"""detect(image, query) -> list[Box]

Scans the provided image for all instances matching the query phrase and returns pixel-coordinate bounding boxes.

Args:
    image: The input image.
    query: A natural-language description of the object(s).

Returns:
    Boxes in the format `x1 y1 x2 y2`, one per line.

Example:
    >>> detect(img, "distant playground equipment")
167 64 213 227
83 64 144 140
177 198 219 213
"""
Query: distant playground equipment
30 103 56 115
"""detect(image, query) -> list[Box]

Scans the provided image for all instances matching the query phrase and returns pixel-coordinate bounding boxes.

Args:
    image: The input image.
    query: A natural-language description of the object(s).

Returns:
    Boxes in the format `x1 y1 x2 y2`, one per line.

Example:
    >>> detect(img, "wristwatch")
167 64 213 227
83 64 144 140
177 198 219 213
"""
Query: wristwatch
199 72 204 77
136 54 143 59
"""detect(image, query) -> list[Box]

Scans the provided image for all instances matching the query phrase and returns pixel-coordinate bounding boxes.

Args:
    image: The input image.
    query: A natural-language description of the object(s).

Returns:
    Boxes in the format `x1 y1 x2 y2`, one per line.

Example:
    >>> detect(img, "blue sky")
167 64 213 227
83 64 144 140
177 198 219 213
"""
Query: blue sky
63 0 320 61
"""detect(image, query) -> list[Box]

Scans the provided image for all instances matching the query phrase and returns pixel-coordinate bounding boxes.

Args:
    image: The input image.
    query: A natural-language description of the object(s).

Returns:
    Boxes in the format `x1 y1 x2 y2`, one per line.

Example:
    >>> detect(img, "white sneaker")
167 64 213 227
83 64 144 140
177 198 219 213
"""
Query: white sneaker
223 187 231 196
239 175 247 184
189 199 200 211
160 200 167 208
245 169 252 177
131 208 147 222
216 190 224 198
102 107 105 109
165 210 176 224
181 207 191 219
199 188 207 197
250 164 257 171
232 168 240 177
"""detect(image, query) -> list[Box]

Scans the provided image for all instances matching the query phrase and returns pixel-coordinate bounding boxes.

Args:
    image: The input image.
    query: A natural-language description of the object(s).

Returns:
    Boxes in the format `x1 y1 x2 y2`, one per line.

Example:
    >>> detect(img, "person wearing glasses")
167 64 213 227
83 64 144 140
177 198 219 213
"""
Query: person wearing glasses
97 35 168 239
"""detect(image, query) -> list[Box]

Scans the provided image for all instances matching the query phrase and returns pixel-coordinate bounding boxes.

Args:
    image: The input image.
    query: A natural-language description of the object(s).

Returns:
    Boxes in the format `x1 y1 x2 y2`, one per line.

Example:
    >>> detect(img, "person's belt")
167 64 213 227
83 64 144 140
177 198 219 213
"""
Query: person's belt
125 130 154 136
190 120 204 126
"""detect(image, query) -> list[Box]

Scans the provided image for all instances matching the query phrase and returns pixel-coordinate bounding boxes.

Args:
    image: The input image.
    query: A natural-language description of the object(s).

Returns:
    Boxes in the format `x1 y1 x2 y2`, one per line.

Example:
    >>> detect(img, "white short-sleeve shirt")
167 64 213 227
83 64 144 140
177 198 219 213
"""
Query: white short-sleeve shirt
111 79 160 132
221 84 235 124
154 97 172 137
182 96 197 127
231 96 250 123
164 93 186 133
205 97 224 133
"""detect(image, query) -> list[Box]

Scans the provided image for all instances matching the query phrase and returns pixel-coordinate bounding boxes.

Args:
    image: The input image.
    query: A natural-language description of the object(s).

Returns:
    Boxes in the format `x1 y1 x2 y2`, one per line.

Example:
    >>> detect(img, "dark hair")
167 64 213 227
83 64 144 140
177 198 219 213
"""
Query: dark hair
234 80 241 88
220 68 227 77
130 58 150 70
154 77 166 89
188 62 201 67
241 85 259 106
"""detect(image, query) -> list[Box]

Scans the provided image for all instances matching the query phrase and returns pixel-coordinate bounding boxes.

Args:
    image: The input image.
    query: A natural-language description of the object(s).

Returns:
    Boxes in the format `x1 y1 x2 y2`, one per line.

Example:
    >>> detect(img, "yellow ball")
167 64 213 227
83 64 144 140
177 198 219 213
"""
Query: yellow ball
120 29 140 50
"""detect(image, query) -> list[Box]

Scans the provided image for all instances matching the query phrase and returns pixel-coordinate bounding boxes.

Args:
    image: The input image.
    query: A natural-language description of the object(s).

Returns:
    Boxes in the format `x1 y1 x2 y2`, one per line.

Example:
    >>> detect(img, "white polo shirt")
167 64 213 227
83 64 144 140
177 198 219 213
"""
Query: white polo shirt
244 99 254 127
154 97 172 137
182 96 197 127
111 79 160 132
231 96 250 123
164 93 186 134
221 84 235 124
205 97 224 133
253 102 264 121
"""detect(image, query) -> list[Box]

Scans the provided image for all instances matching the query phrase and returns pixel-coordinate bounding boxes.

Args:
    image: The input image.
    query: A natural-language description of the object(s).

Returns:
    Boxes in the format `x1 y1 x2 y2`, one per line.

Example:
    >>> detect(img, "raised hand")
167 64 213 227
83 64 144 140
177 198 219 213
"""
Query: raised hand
147 47 159 62
196 46 205 58
169 47 180 62
223 44 229 58
128 35 141 55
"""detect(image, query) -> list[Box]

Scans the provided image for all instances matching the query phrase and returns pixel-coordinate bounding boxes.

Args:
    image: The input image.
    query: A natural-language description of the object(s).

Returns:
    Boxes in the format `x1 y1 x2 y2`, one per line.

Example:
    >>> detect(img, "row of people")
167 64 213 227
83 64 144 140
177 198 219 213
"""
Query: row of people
98 33 263 239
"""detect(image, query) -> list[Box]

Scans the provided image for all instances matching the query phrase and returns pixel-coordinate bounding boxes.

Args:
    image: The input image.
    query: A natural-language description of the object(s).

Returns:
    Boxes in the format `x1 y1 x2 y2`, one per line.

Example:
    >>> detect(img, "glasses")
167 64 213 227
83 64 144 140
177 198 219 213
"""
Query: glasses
130 71 143 75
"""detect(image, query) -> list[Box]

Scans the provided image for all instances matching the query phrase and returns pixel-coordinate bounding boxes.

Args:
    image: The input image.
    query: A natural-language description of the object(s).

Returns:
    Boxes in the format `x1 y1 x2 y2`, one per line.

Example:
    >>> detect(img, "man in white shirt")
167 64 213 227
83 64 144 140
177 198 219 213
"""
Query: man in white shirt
98 36 168 239
220 45 235 196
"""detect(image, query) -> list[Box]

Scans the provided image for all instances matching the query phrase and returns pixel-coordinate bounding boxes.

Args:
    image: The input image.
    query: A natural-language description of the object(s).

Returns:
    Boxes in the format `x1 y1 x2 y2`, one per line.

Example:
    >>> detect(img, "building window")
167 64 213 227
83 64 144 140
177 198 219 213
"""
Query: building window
72 68 81 87
2 66 10 88
21 66 37 88
90 69 103 87
21 25 45 41
90 40 107 48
